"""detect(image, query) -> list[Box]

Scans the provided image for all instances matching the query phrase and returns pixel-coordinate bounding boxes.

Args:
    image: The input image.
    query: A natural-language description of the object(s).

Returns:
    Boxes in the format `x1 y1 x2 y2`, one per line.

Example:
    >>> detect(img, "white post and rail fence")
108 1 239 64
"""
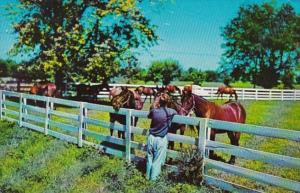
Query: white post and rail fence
1 82 300 100
0 90 300 192
98 84 300 101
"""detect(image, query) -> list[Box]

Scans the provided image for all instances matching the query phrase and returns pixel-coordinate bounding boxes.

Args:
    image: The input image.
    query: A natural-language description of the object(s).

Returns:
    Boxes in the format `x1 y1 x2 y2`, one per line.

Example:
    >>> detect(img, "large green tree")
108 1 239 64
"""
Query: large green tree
220 3 300 88
8 0 158 89
147 59 182 85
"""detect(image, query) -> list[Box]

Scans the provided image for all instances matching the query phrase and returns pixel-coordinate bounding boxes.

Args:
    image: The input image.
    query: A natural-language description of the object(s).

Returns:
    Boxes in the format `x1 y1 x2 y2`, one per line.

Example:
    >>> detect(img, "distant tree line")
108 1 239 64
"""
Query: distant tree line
120 59 221 85
0 58 222 85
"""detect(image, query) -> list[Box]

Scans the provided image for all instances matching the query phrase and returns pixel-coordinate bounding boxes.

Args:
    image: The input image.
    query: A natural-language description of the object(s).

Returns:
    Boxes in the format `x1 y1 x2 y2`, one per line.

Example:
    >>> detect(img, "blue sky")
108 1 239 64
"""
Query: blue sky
0 0 299 70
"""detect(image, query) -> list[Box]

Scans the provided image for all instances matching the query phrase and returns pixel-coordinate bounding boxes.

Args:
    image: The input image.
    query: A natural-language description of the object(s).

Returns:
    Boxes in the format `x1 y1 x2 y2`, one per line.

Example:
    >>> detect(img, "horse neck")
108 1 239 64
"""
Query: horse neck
168 101 181 112
193 94 214 118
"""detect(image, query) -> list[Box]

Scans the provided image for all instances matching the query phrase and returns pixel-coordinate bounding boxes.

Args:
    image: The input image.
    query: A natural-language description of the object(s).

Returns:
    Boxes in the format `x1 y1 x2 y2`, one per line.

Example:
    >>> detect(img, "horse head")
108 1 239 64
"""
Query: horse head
111 87 134 111
180 92 196 116
135 86 144 95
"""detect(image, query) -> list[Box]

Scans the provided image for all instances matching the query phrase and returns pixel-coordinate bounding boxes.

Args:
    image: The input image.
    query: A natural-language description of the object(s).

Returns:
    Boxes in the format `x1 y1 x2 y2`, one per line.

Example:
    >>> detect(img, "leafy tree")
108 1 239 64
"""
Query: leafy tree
147 59 182 85
204 70 218 82
181 67 205 85
8 0 158 89
296 75 300 84
0 59 18 77
120 63 145 83
220 3 300 88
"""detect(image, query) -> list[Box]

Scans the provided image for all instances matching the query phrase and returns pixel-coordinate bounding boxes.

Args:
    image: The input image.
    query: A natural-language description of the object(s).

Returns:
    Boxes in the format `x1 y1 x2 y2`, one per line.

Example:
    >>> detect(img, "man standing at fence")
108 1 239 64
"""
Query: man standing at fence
146 93 177 180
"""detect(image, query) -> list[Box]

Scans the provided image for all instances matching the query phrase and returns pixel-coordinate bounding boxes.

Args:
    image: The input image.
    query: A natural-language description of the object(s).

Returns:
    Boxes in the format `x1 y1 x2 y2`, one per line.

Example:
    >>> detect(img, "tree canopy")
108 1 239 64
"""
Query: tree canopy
0 59 18 77
8 0 158 88
219 3 300 88
147 59 182 85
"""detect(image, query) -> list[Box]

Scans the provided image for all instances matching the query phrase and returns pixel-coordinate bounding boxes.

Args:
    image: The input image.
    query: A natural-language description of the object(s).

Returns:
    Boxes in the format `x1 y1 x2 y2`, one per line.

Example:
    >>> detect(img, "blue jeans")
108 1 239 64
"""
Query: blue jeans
146 134 168 180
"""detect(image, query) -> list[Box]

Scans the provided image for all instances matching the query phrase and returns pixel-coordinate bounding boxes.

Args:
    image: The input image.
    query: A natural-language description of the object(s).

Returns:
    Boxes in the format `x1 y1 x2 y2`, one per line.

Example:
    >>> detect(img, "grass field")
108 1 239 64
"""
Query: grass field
1 99 300 192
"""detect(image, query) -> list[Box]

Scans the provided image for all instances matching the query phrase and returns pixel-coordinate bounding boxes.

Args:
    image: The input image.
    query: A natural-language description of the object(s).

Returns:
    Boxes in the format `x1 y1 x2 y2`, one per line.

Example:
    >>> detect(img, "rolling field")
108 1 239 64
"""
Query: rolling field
0 99 299 192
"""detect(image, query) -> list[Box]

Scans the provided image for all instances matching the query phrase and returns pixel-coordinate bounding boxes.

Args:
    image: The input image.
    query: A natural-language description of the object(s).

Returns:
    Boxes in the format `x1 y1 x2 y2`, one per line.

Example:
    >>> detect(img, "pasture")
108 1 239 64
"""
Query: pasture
0 97 300 192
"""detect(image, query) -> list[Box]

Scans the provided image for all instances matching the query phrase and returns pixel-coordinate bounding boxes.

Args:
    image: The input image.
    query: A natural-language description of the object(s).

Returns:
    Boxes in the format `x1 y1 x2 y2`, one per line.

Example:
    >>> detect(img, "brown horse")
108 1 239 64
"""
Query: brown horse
76 82 110 102
109 86 124 99
30 82 59 97
110 87 144 139
180 92 246 164
135 86 156 103
216 85 238 100
156 84 182 101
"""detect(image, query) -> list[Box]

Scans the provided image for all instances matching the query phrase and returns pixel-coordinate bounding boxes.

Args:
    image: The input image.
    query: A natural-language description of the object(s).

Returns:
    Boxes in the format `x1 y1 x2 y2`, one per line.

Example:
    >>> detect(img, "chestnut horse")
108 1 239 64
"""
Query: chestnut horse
110 87 144 139
157 84 181 95
180 92 246 164
30 82 59 97
216 85 238 100
135 86 156 103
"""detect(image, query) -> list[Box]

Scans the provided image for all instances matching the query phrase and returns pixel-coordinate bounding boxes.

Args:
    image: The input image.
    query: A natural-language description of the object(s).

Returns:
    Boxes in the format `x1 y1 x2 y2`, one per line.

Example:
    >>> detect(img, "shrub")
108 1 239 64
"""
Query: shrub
170 147 204 185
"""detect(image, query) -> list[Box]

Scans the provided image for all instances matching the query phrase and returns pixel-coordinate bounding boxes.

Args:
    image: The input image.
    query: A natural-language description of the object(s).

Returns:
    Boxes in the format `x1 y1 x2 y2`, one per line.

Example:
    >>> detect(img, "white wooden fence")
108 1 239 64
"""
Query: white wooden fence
2 82 300 100
0 90 300 192
98 84 300 101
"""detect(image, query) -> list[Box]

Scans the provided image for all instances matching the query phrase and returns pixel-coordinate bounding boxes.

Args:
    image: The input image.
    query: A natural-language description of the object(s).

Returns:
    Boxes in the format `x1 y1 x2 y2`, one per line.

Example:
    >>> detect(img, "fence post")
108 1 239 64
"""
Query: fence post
19 93 23 127
0 90 2 120
281 90 284 101
44 97 50 135
269 90 272 100
125 109 132 162
23 96 27 122
294 90 296 101
83 106 88 131
255 90 258 100
198 118 208 176
49 99 54 130
78 102 84 147
242 89 245 101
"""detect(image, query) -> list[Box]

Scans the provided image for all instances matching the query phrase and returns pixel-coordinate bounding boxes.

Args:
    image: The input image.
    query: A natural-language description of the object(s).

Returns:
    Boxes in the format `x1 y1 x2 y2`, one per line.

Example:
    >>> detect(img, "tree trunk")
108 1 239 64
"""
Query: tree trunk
55 71 64 91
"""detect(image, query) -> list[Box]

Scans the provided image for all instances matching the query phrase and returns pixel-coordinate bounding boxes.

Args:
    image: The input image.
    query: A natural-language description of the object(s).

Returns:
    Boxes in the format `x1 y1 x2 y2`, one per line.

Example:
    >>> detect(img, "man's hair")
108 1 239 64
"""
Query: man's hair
159 93 170 106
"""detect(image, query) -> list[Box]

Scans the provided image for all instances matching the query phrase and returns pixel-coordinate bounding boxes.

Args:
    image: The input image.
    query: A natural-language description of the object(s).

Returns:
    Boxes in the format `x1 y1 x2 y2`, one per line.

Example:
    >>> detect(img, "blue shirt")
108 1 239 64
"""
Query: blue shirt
148 107 177 137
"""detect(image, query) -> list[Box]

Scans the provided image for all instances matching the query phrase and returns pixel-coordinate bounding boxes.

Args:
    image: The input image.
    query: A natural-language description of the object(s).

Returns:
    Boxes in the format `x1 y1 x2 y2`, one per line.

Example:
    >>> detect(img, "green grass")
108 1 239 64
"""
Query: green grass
1 99 300 192
0 120 220 193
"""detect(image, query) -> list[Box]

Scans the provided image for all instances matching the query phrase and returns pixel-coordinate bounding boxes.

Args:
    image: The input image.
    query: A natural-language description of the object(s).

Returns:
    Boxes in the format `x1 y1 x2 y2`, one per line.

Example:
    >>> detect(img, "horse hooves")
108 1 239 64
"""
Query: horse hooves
227 160 235 165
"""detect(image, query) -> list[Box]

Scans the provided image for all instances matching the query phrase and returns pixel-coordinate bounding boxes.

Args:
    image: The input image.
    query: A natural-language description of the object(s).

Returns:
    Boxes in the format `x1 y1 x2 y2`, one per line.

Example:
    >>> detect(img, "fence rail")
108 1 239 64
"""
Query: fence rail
0 90 300 192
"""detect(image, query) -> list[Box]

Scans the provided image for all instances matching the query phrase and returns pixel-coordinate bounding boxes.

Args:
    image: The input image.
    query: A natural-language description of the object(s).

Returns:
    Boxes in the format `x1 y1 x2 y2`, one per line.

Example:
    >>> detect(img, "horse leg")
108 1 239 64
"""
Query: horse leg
143 95 147 103
110 118 115 137
179 127 185 148
227 131 240 164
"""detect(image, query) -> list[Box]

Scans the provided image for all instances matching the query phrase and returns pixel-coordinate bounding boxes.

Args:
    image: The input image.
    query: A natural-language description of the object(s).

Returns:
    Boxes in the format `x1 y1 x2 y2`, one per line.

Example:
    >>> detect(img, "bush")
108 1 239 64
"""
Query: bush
169 147 204 185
